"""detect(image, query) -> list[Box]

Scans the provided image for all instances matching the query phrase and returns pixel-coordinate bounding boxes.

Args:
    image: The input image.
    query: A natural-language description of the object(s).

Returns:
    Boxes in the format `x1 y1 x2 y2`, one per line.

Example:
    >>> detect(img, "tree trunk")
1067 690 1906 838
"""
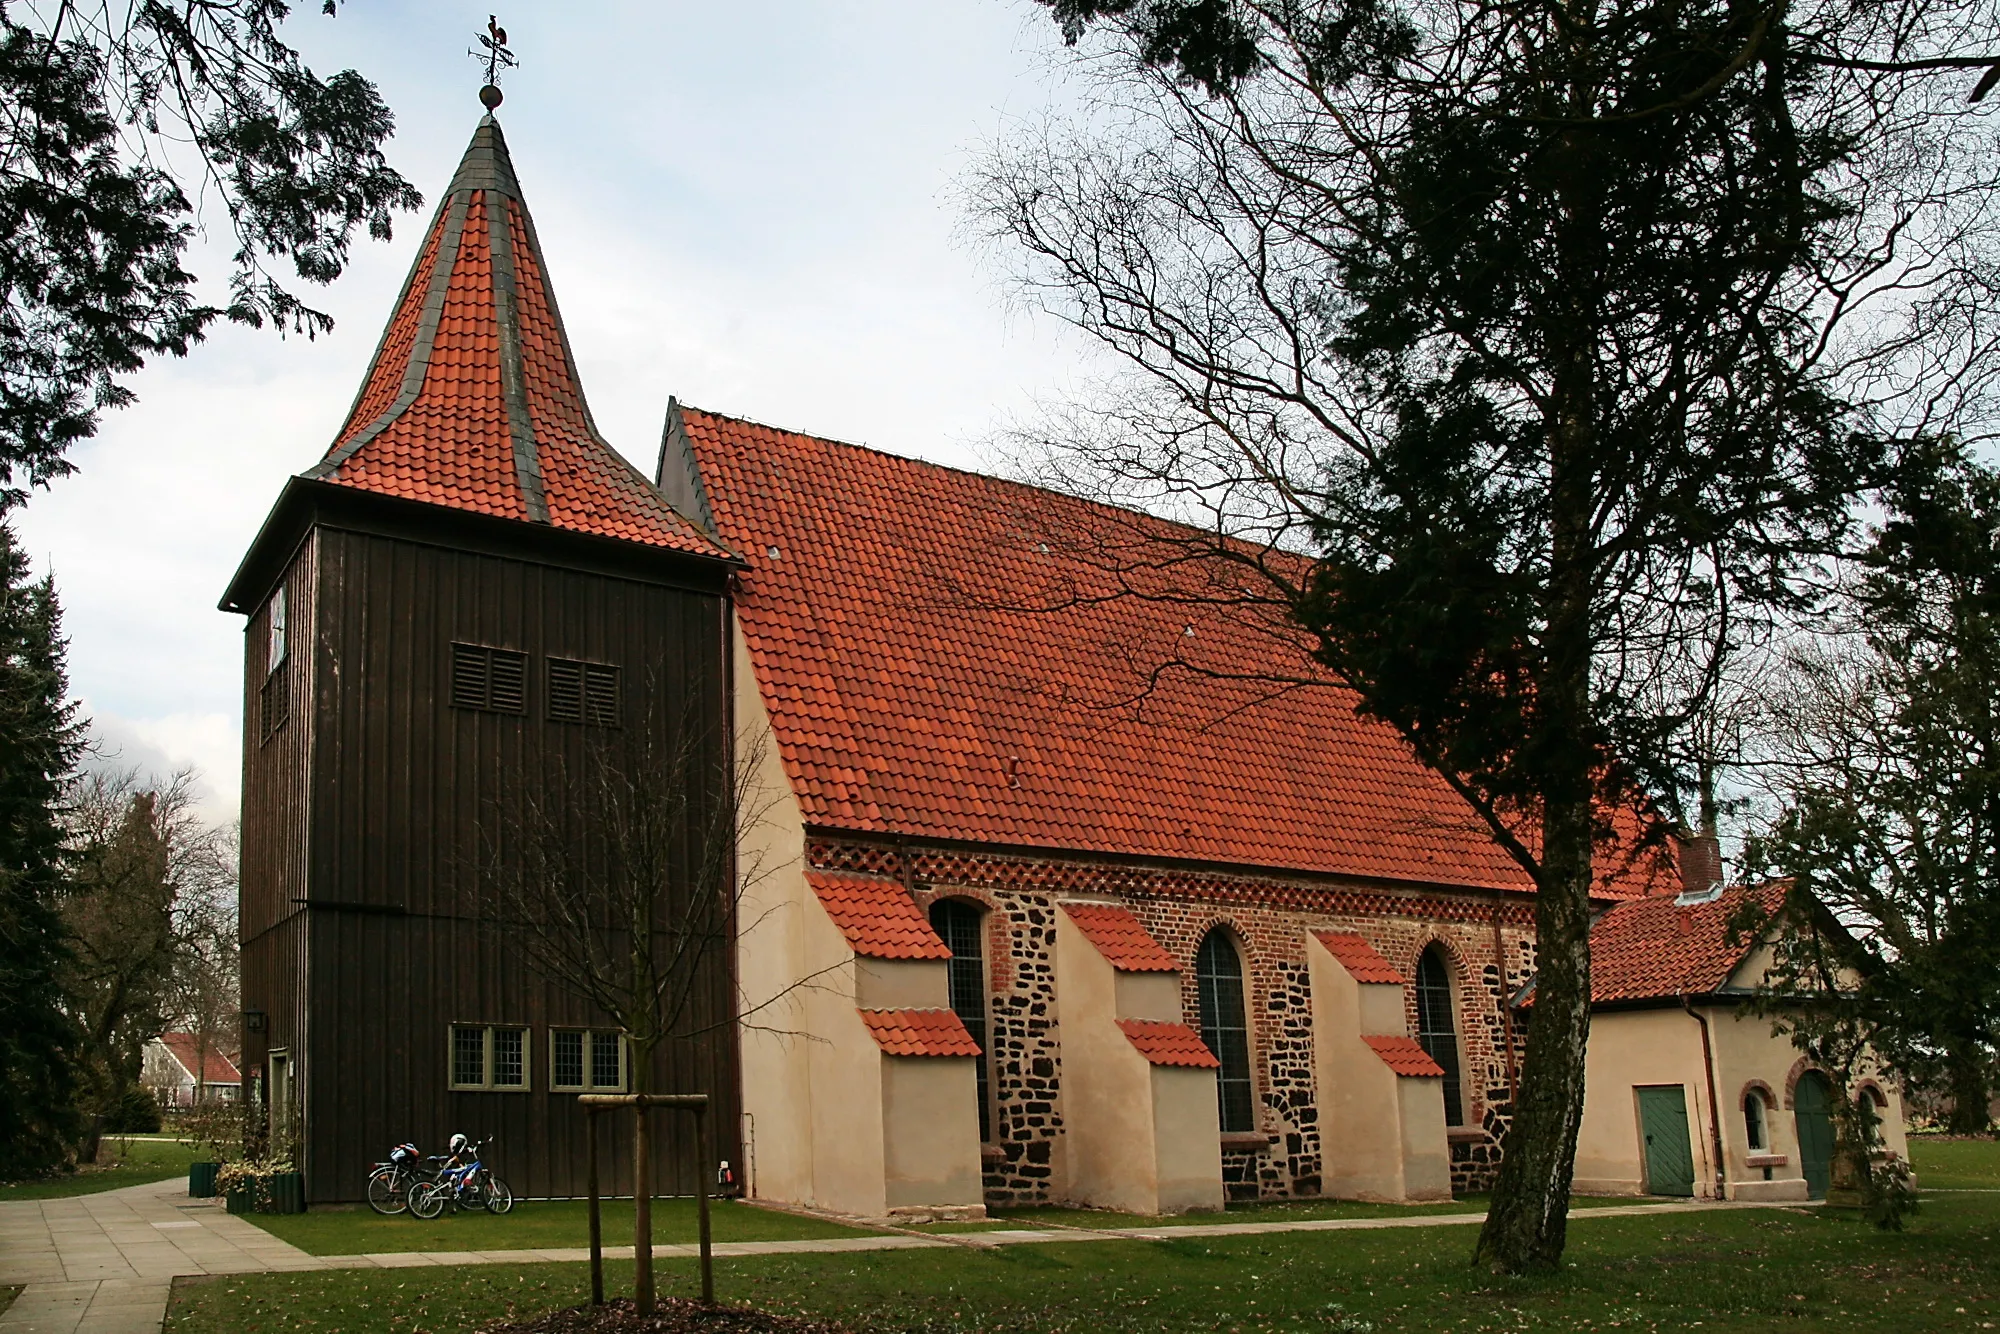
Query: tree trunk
1945 1042 1993 1136
1475 123 1602 1263
1474 792 1595 1271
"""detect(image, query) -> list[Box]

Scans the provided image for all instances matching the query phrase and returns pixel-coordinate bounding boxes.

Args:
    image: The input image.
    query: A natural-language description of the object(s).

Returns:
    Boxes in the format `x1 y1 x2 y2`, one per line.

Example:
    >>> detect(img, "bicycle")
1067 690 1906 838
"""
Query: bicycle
409 1136 514 1217
365 1143 449 1216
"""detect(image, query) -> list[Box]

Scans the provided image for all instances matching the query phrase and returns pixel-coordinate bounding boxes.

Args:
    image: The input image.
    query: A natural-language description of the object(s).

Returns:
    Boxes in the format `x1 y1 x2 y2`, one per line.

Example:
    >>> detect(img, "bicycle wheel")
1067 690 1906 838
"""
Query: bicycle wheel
408 1181 448 1219
366 1168 409 1216
484 1177 514 1214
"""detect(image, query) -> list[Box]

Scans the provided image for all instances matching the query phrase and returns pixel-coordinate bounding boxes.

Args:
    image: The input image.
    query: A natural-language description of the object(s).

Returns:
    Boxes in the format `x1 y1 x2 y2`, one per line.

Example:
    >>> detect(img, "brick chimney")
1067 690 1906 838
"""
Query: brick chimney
1676 831 1724 900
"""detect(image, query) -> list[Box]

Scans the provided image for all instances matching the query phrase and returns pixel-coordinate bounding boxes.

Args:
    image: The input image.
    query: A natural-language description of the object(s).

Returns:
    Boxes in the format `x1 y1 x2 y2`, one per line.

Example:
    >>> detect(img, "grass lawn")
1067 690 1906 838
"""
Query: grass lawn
238 1198 882 1255
0 1286 18 1319
0 1136 202 1201
170 1180 2000 1332
1909 1136 2000 1190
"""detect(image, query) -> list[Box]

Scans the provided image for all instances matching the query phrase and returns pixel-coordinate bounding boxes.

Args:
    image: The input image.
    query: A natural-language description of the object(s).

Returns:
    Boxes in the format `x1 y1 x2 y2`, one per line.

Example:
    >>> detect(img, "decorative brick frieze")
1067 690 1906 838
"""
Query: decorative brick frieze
813 837 1536 1204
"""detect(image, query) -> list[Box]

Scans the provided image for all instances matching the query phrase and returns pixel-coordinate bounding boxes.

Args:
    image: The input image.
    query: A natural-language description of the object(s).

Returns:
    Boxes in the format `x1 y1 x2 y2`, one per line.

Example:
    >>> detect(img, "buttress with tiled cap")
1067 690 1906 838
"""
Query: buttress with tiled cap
307 114 724 558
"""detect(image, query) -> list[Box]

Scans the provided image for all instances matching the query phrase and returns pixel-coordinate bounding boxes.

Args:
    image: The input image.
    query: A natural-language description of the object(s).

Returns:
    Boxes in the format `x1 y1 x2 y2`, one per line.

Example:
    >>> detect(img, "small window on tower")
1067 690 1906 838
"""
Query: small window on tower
448 1024 530 1091
450 643 527 714
547 658 620 726
551 1028 627 1092
267 585 288 673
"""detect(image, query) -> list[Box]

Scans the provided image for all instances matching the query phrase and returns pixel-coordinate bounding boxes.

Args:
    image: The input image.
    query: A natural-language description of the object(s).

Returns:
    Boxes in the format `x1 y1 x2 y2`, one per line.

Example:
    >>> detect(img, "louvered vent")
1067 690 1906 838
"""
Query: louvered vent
450 643 527 714
547 657 584 723
584 664 620 727
260 660 290 740
548 658 621 727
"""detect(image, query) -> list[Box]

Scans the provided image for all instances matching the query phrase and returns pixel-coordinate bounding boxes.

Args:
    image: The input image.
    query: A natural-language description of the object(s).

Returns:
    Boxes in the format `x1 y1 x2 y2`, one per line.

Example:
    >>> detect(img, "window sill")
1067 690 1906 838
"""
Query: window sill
1446 1127 1487 1143
1745 1152 1788 1168
980 1144 1008 1163
1220 1132 1278 1152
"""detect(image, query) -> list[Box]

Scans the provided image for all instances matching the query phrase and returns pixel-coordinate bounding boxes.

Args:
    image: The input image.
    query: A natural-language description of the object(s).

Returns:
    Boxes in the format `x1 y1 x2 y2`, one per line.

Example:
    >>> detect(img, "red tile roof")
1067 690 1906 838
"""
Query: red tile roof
156 1034 241 1085
308 116 725 559
809 871 951 960
1588 883 1787 1003
1062 903 1180 972
680 406 1668 898
859 1008 982 1057
1313 932 1407 984
1362 1035 1447 1078
1116 1019 1222 1068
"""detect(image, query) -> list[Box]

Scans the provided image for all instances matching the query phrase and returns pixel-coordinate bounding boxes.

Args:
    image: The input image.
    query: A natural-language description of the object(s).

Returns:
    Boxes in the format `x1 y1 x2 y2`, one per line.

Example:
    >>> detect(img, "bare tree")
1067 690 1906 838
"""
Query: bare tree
479 697 800 1313
975 0 2000 1271
62 768 235 1156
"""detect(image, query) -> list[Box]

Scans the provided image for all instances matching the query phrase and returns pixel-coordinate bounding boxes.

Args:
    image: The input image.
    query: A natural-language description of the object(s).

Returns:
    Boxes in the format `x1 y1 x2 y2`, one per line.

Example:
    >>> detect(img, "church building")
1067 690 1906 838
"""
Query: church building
225 109 1681 1211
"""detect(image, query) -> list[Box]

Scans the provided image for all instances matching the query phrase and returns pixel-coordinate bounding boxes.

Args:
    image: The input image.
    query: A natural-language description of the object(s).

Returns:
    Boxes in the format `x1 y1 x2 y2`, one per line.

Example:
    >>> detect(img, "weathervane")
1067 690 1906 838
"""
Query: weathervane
472 15 517 110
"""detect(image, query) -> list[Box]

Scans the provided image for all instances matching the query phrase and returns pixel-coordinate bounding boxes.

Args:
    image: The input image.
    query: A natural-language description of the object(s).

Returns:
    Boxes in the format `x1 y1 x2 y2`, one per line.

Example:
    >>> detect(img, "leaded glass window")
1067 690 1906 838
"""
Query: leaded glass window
1196 930 1255 1134
1415 948 1465 1126
929 898 991 1141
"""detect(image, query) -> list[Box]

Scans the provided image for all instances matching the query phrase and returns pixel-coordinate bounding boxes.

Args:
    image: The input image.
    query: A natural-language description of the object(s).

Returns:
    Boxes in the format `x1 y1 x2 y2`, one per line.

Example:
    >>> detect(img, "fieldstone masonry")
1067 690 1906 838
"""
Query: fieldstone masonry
811 839 1535 1204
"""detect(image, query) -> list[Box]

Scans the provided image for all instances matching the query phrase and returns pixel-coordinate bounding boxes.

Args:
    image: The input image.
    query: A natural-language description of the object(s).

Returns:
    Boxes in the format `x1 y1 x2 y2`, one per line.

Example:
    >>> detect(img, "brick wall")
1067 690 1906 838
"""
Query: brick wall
811 839 1535 1202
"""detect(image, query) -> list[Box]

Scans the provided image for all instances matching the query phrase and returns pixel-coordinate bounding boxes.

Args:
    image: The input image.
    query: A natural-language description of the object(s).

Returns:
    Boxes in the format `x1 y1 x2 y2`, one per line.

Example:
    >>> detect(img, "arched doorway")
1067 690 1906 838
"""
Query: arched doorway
1794 1071 1834 1199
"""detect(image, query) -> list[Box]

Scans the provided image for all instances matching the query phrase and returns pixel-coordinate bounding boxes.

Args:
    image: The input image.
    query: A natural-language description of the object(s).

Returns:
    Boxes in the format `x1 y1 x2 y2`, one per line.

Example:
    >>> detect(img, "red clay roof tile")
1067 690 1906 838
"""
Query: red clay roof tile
157 1033 242 1084
1313 932 1407 985
858 1008 982 1057
681 406 1668 898
809 871 952 960
312 117 725 560
1362 1035 1446 1078
1062 903 1180 972
1116 1019 1221 1068
1587 883 1786 1004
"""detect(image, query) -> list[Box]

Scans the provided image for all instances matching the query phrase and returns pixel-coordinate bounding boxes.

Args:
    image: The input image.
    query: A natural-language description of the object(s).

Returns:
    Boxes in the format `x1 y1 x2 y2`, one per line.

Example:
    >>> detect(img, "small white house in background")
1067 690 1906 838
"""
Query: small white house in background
142 1034 242 1107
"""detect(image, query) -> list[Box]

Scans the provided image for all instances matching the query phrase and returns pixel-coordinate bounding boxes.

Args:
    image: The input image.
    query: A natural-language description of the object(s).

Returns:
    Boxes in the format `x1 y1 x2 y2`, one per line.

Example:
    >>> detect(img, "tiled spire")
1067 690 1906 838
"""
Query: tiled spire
308 115 724 558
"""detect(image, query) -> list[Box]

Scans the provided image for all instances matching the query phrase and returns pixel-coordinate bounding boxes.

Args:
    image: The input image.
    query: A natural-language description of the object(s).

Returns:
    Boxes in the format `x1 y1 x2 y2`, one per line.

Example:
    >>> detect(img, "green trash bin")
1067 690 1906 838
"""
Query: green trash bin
188 1162 220 1198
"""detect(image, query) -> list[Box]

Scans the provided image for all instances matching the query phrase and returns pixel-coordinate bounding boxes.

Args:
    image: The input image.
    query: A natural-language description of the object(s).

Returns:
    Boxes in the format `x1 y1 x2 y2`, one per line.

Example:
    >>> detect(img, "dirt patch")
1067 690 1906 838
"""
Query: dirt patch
478 1298 855 1334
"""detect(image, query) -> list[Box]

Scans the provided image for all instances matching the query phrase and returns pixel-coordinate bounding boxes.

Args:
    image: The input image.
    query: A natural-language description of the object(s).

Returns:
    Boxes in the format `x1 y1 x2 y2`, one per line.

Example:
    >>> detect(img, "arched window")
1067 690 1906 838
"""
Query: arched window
1414 947 1465 1126
1196 929 1255 1133
1743 1090 1768 1151
1857 1085 1889 1146
928 899 991 1141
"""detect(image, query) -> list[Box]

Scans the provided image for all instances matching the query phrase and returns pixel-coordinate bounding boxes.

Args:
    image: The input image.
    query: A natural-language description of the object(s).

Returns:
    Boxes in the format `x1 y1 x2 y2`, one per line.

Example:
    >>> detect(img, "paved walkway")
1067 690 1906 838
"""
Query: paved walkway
0 1179 1817 1334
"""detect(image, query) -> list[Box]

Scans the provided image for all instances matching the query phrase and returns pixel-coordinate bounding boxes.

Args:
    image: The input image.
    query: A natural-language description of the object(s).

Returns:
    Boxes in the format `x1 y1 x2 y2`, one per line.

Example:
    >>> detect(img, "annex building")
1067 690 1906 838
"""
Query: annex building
222 110 1819 1214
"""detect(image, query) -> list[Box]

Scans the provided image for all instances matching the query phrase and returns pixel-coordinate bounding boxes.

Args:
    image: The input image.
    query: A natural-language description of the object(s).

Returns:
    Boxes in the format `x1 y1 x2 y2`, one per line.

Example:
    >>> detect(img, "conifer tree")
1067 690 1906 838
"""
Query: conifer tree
996 0 2000 1271
0 520 83 1178
1746 446 2000 1139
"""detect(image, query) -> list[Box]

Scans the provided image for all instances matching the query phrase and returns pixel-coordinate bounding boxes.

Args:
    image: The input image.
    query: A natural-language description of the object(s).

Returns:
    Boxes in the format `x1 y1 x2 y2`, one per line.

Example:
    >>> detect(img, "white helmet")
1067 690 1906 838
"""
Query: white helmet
449 1133 469 1156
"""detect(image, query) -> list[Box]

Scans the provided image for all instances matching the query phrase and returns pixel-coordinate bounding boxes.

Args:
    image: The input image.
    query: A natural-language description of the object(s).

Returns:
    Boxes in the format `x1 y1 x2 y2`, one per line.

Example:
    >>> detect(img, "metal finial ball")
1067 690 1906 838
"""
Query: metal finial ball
479 84 503 110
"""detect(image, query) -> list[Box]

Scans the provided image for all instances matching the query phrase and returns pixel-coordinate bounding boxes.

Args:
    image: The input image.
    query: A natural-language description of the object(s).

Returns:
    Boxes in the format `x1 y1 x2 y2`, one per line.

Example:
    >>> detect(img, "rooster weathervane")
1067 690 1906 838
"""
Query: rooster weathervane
473 15 518 110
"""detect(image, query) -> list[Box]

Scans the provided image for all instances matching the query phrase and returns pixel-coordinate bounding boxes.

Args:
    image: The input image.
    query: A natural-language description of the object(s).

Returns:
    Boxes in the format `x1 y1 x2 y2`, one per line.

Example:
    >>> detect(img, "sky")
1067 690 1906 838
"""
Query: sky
13 2 1098 823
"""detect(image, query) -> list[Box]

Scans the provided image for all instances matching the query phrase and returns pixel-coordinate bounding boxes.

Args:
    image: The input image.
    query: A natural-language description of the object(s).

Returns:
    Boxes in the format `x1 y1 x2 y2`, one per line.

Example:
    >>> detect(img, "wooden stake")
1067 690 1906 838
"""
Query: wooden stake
696 1106 713 1305
586 1108 603 1307
634 1102 653 1314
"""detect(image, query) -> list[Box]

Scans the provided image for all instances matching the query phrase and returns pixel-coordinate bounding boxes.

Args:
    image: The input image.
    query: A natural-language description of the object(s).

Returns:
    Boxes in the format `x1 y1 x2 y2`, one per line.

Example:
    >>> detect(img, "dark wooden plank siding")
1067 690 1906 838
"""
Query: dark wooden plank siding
238 533 318 1100
290 524 737 1201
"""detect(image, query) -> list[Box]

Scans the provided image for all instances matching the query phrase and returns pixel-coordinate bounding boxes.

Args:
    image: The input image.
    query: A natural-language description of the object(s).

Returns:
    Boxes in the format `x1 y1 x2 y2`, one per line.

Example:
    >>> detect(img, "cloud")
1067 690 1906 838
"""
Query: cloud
81 707 240 826
14 1 1101 829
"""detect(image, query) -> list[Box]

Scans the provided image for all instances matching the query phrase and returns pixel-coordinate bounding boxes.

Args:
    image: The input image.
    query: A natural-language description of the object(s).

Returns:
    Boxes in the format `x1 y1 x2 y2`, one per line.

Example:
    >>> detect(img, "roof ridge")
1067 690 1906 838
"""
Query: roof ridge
676 400 1187 534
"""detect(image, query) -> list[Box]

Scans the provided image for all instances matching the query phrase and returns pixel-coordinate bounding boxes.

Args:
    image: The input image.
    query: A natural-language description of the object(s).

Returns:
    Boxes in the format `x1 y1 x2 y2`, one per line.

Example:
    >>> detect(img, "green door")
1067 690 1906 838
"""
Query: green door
1795 1072 1834 1200
1637 1085 1696 1197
